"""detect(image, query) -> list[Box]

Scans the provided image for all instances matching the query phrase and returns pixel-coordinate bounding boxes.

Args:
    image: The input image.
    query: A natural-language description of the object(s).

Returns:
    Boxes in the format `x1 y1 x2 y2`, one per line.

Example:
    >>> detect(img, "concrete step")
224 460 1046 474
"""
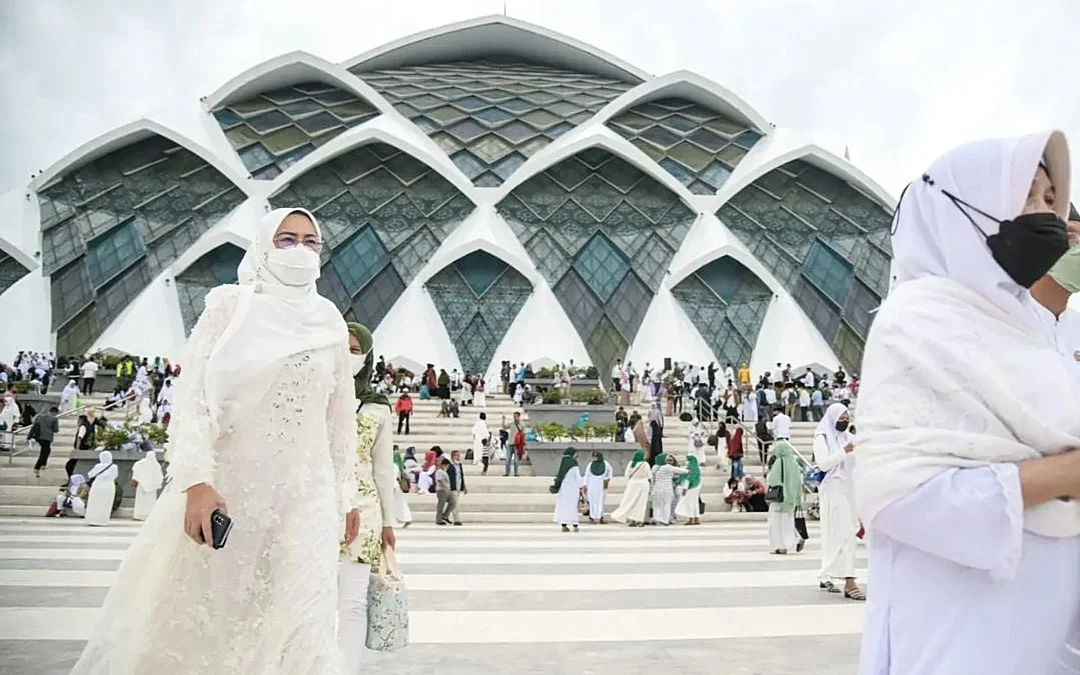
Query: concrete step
403 491 738 512
0 505 135 518
401 510 768 524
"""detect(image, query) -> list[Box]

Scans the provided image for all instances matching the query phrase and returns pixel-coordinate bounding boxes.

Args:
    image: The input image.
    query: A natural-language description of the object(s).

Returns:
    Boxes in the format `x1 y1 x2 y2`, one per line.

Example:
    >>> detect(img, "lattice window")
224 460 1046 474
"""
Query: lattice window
85 220 146 289
331 226 389 297
572 233 630 302
50 261 94 331
350 265 405 329
0 253 30 296
803 240 854 306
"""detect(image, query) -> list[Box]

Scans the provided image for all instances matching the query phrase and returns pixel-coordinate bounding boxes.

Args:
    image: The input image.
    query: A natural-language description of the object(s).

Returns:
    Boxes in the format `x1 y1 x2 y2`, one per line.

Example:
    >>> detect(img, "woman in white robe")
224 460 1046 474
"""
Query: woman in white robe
813 402 861 598
650 454 688 525
686 420 706 465
551 448 583 531
611 450 651 526
69 208 361 675
137 394 154 424
583 452 613 523
854 131 1080 675
474 379 486 408
55 474 88 517
418 450 437 494
472 412 490 465
674 455 703 525
131 447 164 521
59 379 79 414
84 450 118 526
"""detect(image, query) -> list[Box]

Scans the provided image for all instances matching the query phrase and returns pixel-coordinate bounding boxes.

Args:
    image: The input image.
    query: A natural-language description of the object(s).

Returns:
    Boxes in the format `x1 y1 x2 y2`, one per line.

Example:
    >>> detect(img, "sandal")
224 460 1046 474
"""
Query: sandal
819 581 842 594
796 539 805 553
771 549 787 555
844 586 866 601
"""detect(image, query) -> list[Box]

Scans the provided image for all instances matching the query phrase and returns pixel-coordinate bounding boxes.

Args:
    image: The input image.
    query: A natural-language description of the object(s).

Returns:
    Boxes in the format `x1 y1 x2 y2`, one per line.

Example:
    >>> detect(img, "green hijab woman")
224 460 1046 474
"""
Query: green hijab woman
551 447 578 493
589 451 607 476
685 455 702 490
766 440 803 513
346 322 390 409
629 449 646 468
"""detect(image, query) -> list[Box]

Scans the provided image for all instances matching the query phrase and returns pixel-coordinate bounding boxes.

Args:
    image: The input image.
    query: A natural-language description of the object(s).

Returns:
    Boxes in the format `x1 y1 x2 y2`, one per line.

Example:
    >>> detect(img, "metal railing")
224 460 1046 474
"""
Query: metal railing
4 395 130 464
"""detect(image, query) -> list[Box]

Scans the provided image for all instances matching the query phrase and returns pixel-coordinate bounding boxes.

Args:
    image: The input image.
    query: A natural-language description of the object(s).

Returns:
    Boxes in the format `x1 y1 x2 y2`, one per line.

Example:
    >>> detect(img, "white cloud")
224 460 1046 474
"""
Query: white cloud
1 0 1078 203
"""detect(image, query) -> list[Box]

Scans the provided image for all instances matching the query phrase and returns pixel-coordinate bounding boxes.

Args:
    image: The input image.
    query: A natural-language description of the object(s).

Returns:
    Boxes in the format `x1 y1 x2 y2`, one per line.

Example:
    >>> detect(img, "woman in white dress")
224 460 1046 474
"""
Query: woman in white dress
584 451 613 524
418 449 437 494
813 403 862 598
59 379 79 414
402 447 420 490
472 412 490 465
854 131 1080 675
474 379 486 408
674 455 703 525
69 208 361 675
686 420 706 465
338 321 398 672
131 446 164 521
551 448 583 532
650 454 688 525
84 450 118 526
767 440 803 553
611 450 651 526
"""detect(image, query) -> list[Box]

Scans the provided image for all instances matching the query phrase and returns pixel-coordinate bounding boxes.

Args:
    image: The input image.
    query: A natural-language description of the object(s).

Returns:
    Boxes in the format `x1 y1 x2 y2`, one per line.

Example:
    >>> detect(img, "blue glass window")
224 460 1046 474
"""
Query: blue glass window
85 220 146 289
454 250 507 297
803 240 854 305
331 226 389 296
573 233 630 302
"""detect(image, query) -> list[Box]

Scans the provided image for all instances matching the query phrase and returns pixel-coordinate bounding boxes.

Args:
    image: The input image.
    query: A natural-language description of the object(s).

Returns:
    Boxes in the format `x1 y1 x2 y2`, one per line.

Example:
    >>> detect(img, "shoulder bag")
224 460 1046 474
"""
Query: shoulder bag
764 459 784 503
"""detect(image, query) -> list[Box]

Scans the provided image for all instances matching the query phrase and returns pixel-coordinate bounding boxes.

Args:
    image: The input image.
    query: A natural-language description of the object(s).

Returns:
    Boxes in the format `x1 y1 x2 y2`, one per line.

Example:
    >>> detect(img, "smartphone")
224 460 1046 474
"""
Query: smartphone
210 510 233 550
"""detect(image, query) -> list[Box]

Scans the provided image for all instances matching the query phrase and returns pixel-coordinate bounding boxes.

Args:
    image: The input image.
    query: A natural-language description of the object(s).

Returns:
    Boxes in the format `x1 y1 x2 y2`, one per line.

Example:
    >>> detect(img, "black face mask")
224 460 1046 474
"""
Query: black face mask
943 187 1069 288
835 420 849 432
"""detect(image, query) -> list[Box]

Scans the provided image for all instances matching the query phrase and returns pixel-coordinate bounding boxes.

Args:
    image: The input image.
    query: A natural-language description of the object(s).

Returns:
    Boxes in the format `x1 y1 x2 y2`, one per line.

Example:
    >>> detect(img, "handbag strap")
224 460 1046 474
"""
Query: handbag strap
379 545 403 580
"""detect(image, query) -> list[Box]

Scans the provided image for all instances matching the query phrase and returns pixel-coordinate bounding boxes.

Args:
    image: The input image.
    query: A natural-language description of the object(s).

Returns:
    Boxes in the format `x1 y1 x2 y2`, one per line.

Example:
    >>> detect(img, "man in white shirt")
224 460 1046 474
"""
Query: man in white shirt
770 406 792 440
610 360 622 392
81 359 99 395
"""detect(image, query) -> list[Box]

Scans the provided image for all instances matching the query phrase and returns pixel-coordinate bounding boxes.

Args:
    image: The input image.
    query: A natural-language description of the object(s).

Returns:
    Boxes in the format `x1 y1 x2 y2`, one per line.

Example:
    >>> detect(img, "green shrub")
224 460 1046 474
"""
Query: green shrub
535 367 555 379
589 422 619 442
541 389 562 405
536 422 567 442
571 388 606 405
11 380 31 394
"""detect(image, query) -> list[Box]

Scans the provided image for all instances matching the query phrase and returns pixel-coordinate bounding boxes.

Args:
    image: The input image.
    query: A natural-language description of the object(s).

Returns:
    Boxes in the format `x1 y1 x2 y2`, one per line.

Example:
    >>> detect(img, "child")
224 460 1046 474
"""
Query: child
434 459 452 525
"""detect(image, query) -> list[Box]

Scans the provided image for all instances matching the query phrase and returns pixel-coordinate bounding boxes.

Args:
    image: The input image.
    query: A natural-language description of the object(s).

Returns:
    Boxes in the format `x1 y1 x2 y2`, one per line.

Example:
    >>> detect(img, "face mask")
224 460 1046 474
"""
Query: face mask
835 420 849 432
944 190 1069 288
265 247 320 287
350 353 368 377
1048 244 1080 294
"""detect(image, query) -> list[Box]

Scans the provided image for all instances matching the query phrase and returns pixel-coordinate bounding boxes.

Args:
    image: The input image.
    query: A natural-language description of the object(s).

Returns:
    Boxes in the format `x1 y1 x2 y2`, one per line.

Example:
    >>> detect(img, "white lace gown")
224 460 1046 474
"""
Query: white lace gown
70 286 358 675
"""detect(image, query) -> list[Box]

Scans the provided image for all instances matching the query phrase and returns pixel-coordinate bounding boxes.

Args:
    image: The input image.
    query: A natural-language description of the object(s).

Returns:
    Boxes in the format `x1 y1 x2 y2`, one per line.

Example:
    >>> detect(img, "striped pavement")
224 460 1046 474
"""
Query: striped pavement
0 517 866 675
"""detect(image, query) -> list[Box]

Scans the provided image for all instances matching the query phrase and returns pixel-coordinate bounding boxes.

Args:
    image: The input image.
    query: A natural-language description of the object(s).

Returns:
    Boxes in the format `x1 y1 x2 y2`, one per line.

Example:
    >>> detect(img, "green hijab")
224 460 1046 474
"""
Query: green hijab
685 455 701 489
346 322 390 409
393 449 405 475
552 448 578 492
653 452 668 467
589 451 606 476
766 440 804 513
630 449 645 468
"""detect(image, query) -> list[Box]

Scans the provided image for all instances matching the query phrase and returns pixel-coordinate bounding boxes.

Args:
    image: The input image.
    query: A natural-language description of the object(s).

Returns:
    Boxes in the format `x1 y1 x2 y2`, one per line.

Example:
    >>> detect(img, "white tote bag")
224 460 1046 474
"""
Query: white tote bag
365 547 409 652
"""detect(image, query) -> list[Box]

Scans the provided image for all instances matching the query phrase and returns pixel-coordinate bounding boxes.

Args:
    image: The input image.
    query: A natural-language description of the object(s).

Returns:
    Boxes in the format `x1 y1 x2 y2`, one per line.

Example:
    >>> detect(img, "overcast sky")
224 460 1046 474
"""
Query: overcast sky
1 0 1078 202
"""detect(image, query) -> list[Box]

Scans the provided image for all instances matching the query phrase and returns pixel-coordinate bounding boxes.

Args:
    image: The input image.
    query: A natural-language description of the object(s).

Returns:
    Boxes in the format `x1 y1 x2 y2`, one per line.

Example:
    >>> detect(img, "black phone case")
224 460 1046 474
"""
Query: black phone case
210 510 233 550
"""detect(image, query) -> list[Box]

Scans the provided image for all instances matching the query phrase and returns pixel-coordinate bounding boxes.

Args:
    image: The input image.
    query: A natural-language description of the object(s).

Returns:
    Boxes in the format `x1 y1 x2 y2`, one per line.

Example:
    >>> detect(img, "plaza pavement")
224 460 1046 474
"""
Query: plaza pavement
0 517 866 675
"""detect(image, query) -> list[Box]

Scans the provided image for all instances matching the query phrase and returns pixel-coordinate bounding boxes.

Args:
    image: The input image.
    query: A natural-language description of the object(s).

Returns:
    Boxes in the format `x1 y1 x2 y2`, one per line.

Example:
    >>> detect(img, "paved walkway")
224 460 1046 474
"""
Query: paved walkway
0 517 865 674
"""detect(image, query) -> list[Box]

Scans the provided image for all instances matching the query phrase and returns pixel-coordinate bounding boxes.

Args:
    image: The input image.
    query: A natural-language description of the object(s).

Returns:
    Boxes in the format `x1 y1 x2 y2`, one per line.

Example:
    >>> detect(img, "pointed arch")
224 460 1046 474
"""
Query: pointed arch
174 242 247 334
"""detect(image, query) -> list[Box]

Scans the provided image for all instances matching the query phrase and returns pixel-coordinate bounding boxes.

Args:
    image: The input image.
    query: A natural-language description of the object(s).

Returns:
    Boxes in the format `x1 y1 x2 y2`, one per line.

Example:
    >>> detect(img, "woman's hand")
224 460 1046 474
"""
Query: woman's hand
184 483 226 546
381 526 396 550
344 508 360 544
843 442 855 454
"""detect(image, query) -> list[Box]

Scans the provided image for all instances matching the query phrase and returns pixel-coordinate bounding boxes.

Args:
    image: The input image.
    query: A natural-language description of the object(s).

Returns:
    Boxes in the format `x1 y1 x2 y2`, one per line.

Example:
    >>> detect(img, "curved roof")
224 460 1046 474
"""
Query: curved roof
29 118 250 196
342 15 649 84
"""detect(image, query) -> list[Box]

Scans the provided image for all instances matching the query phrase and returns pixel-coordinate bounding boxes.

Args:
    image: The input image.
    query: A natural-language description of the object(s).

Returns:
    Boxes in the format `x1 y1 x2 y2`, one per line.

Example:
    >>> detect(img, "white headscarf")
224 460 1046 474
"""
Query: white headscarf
892 130 1070 328
68 474 86 495
204 208 346 433
814 402 851 452
132 447 164 490
88 450 114 480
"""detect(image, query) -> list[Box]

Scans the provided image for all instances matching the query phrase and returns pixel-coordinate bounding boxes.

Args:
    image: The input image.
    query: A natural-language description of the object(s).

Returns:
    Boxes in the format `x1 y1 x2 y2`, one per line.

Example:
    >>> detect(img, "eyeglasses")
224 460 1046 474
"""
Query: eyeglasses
273 233 323 253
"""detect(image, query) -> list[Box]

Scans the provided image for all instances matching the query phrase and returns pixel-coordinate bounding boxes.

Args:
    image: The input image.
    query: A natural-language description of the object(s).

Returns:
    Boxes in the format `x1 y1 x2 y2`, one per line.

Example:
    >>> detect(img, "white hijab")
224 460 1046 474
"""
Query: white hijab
133 448 164 490
61 379 78 398
88 450 114 480
204 208 346 433
891 130 1070 329
856 131 1080 542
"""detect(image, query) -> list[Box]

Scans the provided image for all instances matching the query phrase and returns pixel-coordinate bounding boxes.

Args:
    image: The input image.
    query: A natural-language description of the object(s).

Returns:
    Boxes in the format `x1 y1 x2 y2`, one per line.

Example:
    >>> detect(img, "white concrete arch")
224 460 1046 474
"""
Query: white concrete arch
342 15 648 84
0 236 37 273
668 243 785 300
417 205 544 289
592 70 770 134
166 197 266 278
29 119 251 197
491 126 700 213
168 230 252 280
266 118 479 205
204 50 399 118
711 143 897 215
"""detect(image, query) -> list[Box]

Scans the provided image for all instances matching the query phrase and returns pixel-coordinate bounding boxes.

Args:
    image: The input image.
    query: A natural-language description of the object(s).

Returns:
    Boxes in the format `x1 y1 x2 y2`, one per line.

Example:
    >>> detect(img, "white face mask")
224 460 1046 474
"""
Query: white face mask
265 247 320 286
350 353 368 377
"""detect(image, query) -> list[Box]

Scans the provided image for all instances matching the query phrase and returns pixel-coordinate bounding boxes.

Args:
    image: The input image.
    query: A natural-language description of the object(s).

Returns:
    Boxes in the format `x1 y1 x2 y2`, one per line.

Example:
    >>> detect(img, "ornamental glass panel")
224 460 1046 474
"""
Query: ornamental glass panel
174 243 246 334
803 240 855 306
85 219 146 289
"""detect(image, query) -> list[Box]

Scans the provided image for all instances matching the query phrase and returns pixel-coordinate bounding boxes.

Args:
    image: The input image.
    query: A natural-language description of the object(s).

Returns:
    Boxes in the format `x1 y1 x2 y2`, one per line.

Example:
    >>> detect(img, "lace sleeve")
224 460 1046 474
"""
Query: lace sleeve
327 343 359 515
167 286 238 491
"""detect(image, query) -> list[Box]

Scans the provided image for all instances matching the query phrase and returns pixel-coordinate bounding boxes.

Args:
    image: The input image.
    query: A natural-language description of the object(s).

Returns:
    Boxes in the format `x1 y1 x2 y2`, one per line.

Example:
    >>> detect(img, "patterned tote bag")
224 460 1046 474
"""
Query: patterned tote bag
366 546 410 651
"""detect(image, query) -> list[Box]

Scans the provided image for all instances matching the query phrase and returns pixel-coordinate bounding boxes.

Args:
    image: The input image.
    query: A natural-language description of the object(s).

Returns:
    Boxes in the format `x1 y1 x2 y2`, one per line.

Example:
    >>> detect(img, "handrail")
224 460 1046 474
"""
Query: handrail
5 395 131 464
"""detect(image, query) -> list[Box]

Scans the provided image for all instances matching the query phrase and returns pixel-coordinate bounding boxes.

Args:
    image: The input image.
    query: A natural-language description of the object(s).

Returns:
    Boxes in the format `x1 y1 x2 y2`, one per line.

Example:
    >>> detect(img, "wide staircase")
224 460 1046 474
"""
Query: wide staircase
0 392 822 522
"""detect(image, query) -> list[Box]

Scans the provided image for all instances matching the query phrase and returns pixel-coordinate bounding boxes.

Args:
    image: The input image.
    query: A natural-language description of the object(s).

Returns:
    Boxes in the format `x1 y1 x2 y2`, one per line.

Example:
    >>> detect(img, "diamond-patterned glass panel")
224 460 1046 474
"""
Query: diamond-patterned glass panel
35 133 244 349
608 98 761 194
717 158 892 365
97 261 151 327
212 82 378 178
572 234 629 302
585 315 630 385
425 251 532 375
56 305 101 358
357 61 633 186
0 252 30 297
498 147 695 375
351 265 405 329
270 142 474 329
174 243 246 334
833 322 866 374
671 257 772 366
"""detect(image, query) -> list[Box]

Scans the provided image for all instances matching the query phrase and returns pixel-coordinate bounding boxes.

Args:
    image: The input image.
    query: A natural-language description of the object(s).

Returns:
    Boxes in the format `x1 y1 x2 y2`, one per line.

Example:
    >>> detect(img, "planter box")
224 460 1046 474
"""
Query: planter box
70 449 167 499
523 378 603 394
524 404 617 429
15 393 60 409
528 441 640 476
